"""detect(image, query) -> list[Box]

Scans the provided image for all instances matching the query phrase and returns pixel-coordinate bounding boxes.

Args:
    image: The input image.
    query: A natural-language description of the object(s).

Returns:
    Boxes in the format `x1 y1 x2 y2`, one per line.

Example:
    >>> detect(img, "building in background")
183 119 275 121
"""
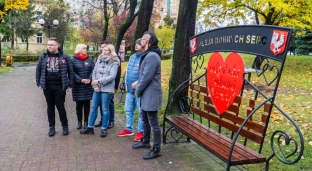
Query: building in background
154 0 180 28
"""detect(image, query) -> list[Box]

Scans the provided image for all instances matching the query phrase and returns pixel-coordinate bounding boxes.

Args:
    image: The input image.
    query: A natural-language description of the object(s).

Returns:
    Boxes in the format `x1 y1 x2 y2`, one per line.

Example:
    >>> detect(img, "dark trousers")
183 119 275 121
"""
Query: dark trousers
76 100 90 122
99 94 115 122
141 110 161 149
43 89 68 127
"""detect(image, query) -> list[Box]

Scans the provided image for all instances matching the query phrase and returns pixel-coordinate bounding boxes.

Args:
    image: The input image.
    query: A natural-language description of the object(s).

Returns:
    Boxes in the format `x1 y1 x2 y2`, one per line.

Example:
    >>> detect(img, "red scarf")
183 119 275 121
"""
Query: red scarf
75 53 88 60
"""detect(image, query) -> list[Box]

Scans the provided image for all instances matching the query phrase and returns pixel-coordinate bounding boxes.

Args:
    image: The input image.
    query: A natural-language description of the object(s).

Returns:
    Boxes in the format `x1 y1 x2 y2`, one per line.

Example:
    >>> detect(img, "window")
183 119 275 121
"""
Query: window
37 33 43 43
37 11 43 22
2 35 10 42
21 36 27 43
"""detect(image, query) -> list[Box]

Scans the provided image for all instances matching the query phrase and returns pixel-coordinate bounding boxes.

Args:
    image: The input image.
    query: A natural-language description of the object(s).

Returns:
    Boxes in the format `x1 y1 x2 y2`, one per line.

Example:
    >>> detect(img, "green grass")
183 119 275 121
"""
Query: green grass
0 66 13 74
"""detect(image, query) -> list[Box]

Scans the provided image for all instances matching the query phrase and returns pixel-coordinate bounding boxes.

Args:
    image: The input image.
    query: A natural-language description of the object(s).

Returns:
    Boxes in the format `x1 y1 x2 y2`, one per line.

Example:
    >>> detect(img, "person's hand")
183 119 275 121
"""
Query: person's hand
92 80 99 85
67 88 71 92
81 79 87 84
131 81 138 90
39 86 43 90
135 93 139 98
85 79 91 84
94 87 100 92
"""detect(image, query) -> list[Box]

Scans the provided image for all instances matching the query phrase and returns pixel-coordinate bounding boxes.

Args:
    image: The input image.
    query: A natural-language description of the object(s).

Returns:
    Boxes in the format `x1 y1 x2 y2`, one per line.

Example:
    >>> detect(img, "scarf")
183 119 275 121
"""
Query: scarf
75 53 88 60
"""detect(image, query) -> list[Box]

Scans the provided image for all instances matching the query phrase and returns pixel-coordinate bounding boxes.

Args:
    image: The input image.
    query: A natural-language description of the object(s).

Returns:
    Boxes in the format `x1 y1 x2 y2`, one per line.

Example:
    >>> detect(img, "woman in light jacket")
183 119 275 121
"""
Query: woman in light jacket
80 44 120 137
71 44 95 130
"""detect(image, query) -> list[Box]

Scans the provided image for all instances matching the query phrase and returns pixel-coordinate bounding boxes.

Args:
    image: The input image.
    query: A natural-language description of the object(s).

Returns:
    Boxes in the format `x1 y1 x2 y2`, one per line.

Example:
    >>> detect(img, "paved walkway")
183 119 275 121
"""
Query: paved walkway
0 66 248 171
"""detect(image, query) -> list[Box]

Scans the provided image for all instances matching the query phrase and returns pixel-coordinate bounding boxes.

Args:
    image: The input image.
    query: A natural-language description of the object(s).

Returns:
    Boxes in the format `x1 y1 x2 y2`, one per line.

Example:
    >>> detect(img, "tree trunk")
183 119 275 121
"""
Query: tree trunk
26 37 29 51
131 0 154 53
102 0 109 41
115 0 138 53
167 0 198 114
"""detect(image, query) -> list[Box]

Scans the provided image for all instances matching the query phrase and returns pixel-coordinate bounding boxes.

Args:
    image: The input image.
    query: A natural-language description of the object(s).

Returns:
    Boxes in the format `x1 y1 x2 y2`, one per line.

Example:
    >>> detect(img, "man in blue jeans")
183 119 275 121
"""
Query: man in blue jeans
117 39 145 141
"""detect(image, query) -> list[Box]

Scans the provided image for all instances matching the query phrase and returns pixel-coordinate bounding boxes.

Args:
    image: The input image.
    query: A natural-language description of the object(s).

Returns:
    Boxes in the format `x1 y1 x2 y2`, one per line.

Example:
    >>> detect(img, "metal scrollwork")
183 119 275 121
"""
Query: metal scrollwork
268 104 304 165
170 127 184 142
179 87 191 114
192 54 205 73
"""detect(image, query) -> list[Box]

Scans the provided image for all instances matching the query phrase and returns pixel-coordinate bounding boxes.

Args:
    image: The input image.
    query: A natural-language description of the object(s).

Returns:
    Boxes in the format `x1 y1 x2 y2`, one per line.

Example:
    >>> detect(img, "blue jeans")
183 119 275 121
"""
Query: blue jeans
124 92 143 132
99 95 115 122
88 92 112 129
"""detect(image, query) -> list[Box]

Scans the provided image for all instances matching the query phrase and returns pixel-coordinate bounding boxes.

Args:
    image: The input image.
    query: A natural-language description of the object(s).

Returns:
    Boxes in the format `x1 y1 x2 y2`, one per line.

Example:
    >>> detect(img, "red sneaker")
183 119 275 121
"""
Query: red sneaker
134 132 144 141
117 129 134 137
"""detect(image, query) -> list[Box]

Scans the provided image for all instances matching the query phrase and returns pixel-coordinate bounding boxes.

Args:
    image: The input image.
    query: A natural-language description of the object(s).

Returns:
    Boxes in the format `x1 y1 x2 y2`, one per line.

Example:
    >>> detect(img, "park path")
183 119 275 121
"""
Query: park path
0 65 247 171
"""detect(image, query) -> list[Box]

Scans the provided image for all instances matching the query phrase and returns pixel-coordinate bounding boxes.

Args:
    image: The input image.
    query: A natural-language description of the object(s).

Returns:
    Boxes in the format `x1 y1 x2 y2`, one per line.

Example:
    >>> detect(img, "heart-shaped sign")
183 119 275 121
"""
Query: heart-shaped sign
206 52 245 114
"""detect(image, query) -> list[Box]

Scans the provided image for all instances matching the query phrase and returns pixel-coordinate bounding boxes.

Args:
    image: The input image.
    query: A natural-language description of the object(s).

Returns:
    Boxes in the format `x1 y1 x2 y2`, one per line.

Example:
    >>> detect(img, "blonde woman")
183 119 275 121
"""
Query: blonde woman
71 44 95 129
80 44 120 137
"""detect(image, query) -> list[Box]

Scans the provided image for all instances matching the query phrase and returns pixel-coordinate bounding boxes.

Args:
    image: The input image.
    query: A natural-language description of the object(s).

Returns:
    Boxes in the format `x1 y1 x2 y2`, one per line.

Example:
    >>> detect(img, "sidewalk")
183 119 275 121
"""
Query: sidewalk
0 66 248 171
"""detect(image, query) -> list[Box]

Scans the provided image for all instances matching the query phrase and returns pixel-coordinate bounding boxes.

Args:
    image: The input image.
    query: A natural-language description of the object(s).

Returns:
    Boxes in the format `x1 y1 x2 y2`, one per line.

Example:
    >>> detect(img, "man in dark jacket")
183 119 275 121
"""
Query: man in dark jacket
132 32 162 160
94 41 121 128
36 37 74 137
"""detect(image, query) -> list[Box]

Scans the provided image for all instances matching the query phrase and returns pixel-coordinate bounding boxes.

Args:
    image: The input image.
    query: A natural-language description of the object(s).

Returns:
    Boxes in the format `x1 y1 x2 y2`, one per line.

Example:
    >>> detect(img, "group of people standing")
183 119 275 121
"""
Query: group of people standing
35 32 162 160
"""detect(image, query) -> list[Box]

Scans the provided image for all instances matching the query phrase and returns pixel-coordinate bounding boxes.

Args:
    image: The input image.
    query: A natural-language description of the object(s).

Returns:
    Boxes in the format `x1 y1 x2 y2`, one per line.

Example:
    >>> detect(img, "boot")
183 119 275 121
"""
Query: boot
100 129 107 137
132 140 151 149
62 126 69 136
94 121 102 127
48 127 55 137
107 121 114 129
143 147 161 160
76 121 82 129
80 127 94 134
83 122 88 129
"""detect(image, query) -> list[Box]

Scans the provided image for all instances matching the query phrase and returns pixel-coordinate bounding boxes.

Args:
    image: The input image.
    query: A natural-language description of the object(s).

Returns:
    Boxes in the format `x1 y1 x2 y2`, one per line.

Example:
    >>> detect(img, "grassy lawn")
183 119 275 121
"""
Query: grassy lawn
115 54 311 171
0 66 13 74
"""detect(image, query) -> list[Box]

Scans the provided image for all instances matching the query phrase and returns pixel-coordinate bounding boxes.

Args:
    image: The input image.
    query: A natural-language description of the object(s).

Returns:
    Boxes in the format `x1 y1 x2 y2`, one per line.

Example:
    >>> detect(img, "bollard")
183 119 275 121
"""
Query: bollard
6 55 13 67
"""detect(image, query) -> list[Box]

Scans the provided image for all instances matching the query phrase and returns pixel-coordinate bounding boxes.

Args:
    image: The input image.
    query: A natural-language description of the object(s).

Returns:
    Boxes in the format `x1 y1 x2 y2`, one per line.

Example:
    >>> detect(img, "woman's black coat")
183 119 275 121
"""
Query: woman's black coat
71 55 95 101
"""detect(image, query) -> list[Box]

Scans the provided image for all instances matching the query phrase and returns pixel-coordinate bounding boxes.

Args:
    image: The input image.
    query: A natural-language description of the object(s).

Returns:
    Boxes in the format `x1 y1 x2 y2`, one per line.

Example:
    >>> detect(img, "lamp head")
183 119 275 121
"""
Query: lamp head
53 19 59 26
39 18 45 25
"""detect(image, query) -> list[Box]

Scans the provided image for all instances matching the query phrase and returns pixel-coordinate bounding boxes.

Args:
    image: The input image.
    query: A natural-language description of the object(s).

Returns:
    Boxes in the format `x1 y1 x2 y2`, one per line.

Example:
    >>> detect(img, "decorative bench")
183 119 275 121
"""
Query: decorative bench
163 25 304 171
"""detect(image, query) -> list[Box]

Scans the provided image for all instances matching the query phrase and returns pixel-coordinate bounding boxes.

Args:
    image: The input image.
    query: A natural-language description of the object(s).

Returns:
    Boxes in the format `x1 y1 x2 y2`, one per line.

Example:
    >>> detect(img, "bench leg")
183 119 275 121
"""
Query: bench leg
187 136 191 142
162 119 167 144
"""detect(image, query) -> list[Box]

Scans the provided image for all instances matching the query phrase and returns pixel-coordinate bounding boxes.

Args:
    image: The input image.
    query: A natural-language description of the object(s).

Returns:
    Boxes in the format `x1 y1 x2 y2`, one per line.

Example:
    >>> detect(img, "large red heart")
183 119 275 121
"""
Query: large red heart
206 52 245 114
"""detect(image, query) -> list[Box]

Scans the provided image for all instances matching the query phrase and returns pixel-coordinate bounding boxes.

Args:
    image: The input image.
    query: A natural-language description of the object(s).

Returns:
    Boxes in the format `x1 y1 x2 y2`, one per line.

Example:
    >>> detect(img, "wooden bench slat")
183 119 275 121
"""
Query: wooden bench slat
166 116 266 165
192 100 266 134
190 91 267 134
173 116 257 164
191 107 263 144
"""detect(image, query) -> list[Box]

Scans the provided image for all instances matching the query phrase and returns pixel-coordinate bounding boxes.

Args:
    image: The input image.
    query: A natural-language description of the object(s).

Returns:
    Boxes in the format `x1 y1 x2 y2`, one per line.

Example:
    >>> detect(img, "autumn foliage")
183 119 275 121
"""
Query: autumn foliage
0 0 29 21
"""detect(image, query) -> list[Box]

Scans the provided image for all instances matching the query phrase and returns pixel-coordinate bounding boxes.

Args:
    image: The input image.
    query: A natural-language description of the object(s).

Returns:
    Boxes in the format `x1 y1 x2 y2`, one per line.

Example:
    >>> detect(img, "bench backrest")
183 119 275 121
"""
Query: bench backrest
189 83 271 146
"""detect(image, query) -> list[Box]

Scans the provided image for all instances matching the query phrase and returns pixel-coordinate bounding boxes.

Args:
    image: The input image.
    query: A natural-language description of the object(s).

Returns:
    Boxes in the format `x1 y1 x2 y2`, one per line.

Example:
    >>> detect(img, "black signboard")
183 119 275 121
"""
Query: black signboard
189 25 293 62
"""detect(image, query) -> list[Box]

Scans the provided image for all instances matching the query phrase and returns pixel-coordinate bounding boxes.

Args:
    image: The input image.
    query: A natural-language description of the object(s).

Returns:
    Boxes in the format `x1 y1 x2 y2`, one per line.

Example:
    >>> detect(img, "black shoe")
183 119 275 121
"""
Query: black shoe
94 121 102 127
107 122 114 129
132 141 151 149
100 129 107 137
80 127 94 134
143 148 161 160
62 126 69 136
83 122 88 129
48 127 55 137
76 121 82 129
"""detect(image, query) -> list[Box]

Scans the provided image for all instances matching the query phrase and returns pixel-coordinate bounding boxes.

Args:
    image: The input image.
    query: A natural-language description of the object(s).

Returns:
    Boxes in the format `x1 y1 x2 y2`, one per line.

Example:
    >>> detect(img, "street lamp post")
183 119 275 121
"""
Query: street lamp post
38 19 59 38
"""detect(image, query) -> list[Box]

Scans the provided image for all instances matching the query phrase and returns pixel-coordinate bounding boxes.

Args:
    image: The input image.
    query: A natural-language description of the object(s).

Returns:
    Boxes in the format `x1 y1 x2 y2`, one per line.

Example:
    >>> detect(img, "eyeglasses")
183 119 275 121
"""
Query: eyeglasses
47 44 57 46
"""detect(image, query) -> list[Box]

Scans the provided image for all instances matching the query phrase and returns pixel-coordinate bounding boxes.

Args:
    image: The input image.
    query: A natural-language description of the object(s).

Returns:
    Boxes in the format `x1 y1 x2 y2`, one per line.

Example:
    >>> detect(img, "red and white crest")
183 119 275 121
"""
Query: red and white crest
270 30 289 56
62 59 65 63
85 62 88 65
190 37 197 54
